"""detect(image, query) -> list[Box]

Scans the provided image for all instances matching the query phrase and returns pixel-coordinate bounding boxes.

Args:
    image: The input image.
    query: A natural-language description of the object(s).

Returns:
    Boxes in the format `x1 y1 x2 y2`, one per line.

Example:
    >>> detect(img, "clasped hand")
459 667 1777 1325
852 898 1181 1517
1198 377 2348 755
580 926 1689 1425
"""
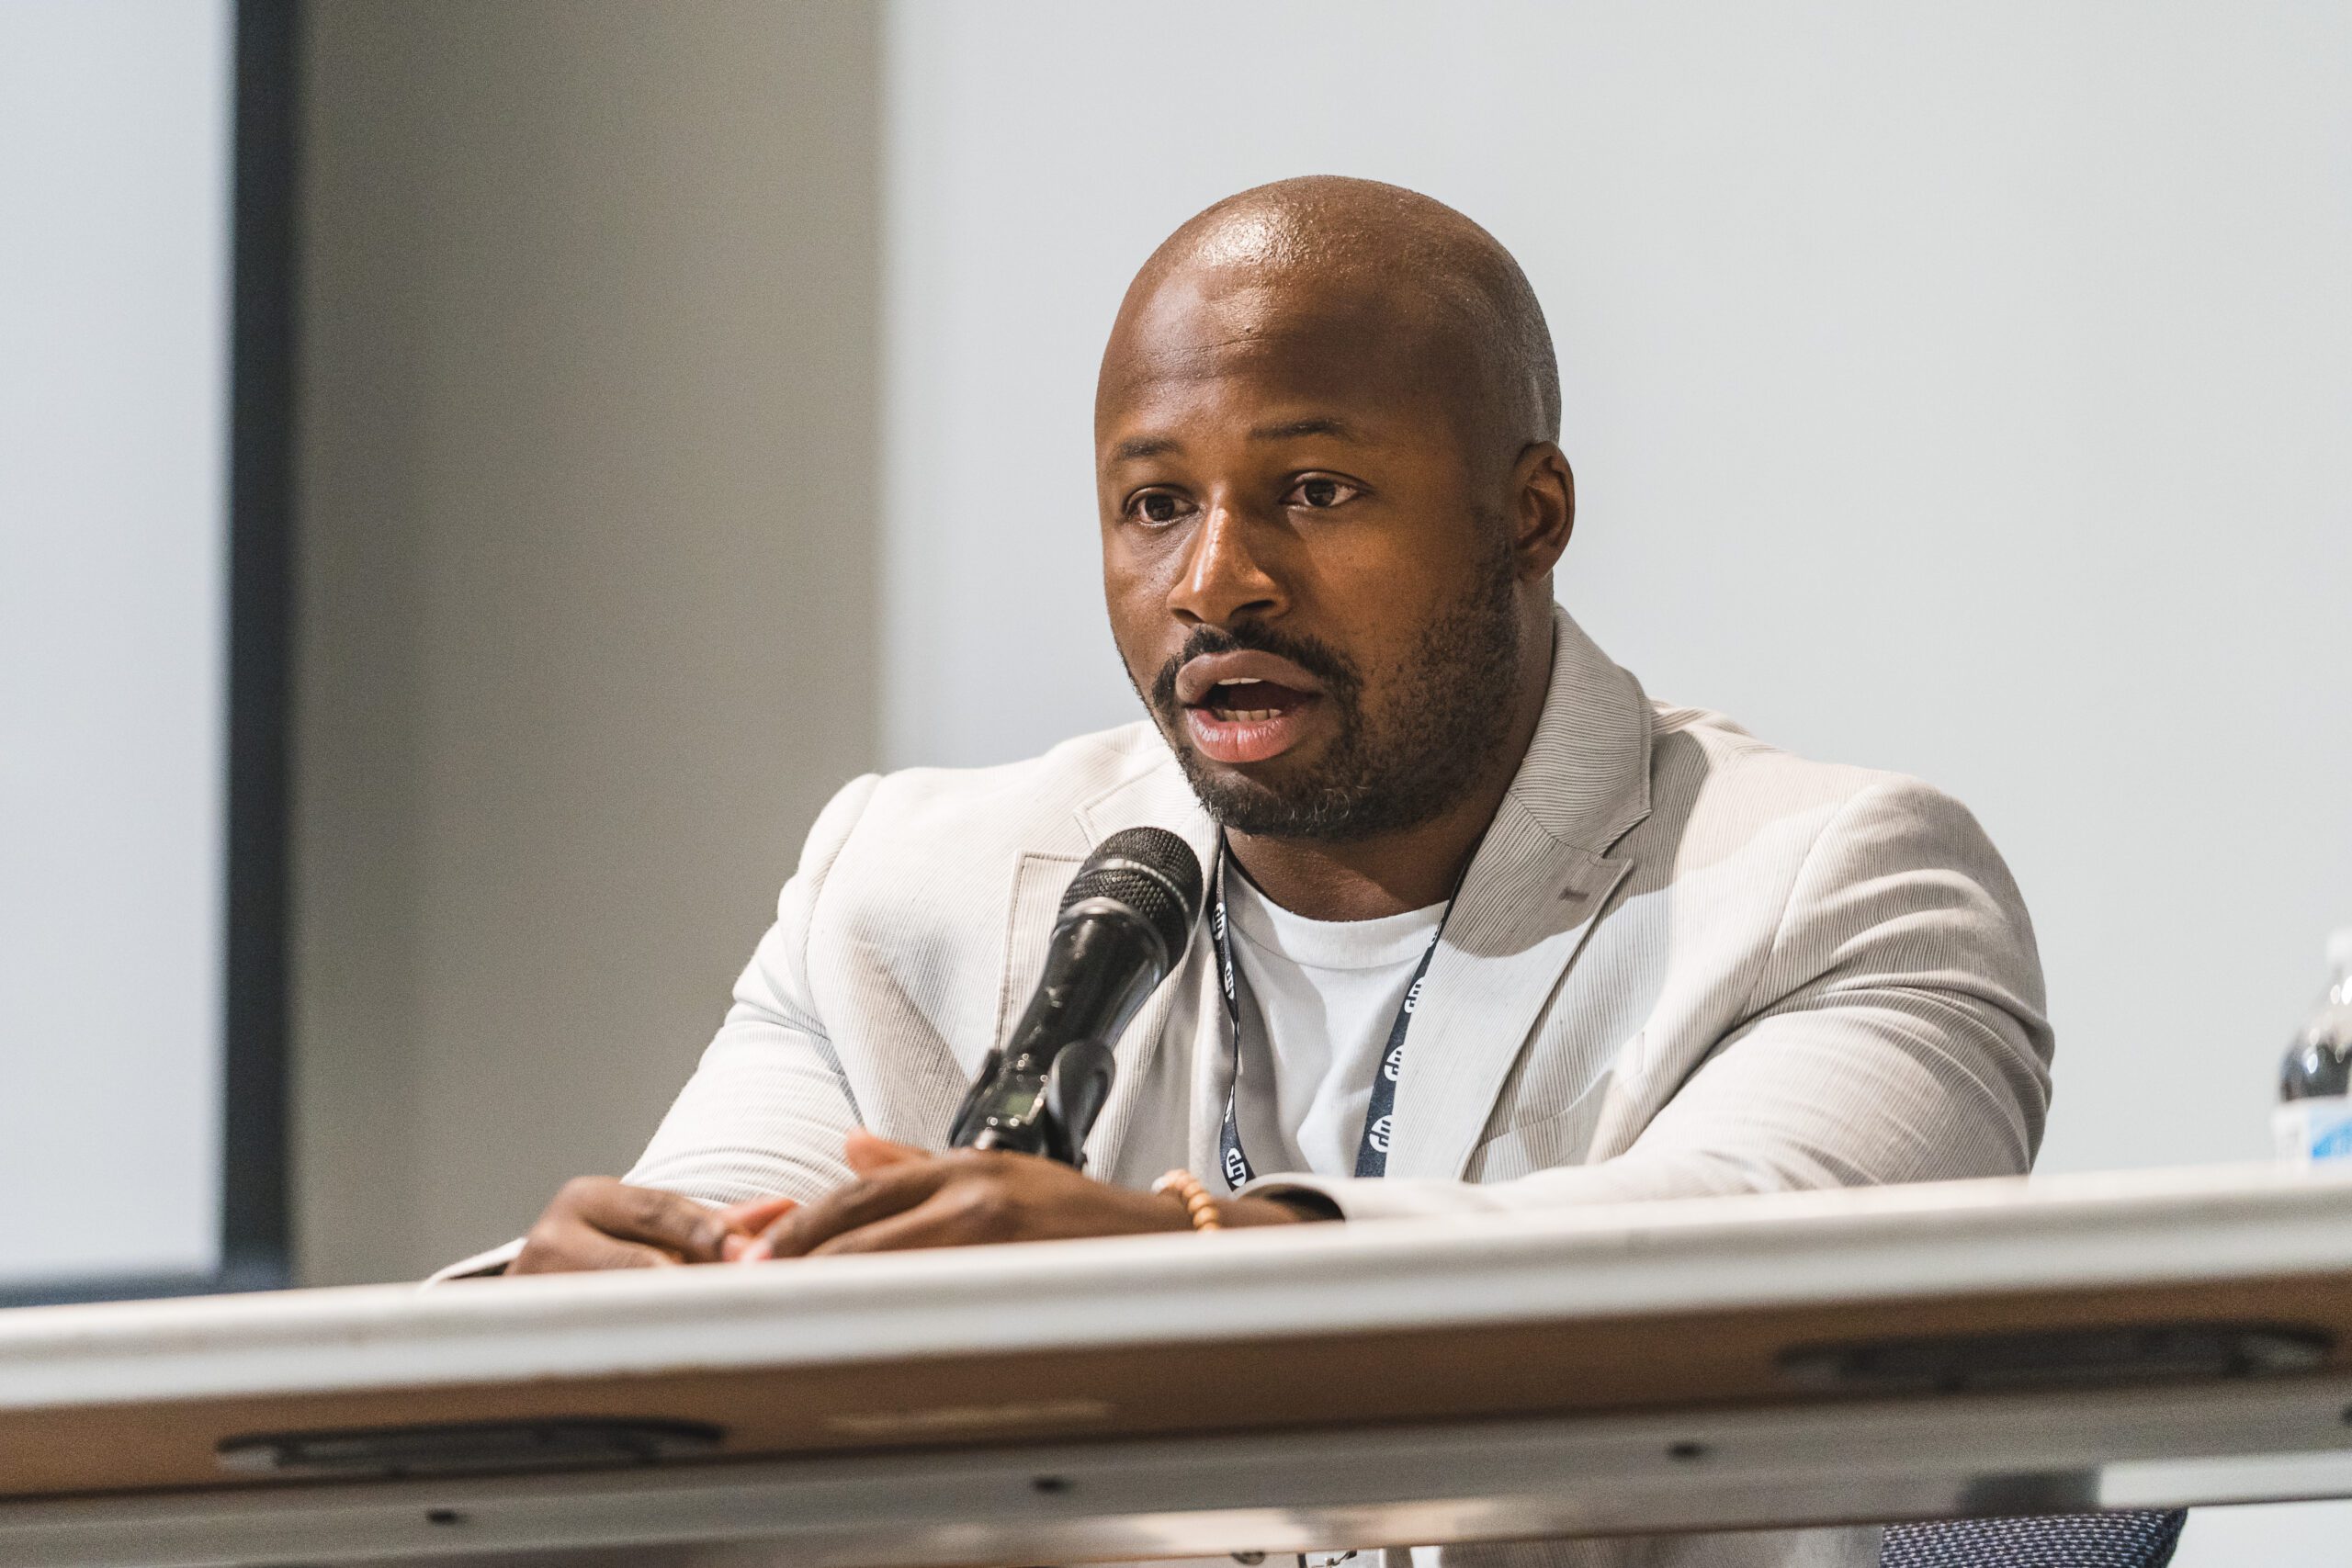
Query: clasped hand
510 1131 1305 1274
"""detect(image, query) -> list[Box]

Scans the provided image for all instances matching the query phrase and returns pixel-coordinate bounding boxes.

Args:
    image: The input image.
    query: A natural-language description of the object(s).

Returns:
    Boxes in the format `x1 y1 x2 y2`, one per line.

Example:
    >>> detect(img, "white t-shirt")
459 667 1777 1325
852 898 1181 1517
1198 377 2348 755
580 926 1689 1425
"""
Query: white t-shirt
1224 873 1445 1568
1223 871 1444 1185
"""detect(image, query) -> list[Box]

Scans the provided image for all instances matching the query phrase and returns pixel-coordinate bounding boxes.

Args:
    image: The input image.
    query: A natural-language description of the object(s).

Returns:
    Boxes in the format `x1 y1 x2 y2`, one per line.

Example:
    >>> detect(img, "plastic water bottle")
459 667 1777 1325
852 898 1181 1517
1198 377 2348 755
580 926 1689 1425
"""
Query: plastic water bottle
2275 929 2352 1166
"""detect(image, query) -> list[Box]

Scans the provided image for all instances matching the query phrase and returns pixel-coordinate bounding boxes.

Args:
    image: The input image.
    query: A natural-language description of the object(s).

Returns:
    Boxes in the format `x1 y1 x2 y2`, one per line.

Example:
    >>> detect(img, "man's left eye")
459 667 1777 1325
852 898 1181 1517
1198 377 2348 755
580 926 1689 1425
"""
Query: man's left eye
1286 477 1359 510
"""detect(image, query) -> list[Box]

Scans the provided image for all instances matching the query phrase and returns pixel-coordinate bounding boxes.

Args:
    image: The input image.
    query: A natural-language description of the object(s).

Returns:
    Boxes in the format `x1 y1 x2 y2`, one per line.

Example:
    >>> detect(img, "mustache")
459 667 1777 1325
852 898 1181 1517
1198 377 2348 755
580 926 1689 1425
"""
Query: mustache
1148 621 1362 716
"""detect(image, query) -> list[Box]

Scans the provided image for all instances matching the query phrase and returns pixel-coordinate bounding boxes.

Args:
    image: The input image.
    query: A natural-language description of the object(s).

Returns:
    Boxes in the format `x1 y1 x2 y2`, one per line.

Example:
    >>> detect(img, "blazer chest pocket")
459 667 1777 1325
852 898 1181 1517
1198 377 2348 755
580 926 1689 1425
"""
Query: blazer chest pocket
1464 1088 1609 1183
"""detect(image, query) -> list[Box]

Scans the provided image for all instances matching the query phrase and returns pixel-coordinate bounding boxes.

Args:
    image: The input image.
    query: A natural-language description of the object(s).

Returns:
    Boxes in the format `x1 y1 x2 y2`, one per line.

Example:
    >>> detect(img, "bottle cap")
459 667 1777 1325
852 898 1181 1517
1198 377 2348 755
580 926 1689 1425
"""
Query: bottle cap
2330 929 2352 972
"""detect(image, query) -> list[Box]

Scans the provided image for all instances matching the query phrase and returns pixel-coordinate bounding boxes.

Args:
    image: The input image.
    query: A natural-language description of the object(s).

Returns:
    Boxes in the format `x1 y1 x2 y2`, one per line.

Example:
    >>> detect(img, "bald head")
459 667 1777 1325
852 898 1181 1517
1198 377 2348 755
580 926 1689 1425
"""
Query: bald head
1094 178 1578 862
1101 176 1561 463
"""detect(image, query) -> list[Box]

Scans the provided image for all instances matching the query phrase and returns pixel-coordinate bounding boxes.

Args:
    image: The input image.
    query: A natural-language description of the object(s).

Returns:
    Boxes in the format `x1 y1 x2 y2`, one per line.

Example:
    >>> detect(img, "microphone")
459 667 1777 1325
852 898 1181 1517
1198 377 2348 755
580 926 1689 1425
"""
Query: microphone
946 827 1204 1168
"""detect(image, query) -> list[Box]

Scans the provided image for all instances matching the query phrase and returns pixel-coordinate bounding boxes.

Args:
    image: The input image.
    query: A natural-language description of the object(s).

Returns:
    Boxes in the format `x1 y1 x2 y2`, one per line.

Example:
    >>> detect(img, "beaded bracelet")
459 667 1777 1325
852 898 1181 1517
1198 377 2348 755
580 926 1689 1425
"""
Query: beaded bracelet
1152 1168 1224 1233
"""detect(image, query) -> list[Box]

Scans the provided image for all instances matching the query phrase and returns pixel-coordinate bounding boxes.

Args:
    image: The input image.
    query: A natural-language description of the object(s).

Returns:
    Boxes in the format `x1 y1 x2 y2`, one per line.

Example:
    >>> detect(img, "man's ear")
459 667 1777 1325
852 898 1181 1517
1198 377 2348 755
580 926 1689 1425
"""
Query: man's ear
1511 442 1575 579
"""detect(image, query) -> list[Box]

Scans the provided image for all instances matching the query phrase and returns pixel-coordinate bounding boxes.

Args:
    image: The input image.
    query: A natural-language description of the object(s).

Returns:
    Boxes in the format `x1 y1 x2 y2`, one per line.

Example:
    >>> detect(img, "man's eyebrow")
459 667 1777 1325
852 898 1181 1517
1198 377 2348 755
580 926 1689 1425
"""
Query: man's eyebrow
1250 415 1369 444
1110 434 1180 462
1109 417 1368 462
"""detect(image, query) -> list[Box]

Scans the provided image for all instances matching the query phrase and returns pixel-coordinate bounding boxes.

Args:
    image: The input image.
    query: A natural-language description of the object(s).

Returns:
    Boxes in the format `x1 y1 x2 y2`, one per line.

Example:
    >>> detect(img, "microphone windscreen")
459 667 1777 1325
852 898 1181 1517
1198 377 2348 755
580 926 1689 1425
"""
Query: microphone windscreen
1057 827 1203 965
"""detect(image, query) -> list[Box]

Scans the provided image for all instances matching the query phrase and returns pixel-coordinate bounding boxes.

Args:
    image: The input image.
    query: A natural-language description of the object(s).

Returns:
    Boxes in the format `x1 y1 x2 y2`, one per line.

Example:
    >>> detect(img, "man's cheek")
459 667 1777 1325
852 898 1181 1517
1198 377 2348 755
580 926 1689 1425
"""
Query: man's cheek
1100 583 1151 660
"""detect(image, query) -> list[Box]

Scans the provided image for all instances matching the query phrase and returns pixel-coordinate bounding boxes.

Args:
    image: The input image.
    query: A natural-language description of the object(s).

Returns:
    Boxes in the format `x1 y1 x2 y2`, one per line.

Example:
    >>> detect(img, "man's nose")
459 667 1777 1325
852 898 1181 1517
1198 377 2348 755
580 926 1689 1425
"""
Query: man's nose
1166 502 1285 626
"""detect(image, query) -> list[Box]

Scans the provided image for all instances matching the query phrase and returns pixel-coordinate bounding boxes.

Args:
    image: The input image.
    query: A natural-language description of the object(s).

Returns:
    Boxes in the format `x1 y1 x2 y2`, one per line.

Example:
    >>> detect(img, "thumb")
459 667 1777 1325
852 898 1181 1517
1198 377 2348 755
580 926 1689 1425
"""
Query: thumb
843 1126 930 1177
718 1193 799 1230
716 1194 798 1261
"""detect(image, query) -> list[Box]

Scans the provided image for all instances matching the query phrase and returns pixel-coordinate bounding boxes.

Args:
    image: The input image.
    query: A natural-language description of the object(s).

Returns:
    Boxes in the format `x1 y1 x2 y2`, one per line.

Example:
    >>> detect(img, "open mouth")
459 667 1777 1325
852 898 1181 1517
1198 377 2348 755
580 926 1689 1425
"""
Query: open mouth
1196 675 1316 726
1174 653 1329 765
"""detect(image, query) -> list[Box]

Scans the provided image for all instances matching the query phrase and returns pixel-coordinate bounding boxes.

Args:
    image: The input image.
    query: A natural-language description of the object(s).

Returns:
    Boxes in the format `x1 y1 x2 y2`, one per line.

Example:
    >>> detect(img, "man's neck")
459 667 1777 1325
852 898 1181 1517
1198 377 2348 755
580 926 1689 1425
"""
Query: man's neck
1226 626 1555 922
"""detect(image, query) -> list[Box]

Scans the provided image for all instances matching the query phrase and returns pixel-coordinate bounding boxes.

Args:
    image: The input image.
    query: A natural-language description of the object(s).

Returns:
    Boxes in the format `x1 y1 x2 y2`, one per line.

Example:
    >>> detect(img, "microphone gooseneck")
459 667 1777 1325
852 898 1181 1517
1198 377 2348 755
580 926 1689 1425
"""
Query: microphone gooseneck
945 828 1204 1168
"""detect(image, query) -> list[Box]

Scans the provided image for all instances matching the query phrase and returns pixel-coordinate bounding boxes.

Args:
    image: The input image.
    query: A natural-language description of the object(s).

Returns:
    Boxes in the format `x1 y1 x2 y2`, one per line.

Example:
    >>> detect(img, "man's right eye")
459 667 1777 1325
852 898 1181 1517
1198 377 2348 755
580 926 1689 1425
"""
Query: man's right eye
1128 491 1191 525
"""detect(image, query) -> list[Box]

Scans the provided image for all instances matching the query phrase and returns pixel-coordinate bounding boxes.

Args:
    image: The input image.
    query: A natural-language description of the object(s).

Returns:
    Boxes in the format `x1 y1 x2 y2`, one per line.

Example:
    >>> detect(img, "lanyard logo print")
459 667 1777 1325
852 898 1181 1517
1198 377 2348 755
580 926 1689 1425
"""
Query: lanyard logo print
1211 838 1461 1190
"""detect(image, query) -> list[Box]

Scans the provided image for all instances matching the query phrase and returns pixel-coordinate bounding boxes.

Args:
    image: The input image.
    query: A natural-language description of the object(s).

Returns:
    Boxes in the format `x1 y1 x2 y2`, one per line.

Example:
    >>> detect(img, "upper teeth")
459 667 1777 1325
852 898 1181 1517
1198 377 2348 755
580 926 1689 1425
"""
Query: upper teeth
1210 678 1277 722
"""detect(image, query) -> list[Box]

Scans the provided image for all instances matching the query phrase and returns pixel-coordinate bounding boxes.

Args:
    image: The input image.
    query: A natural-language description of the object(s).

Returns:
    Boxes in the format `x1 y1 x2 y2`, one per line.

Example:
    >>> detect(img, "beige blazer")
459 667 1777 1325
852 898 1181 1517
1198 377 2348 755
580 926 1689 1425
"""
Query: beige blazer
464 607 2054 1568
626 606 2050 1217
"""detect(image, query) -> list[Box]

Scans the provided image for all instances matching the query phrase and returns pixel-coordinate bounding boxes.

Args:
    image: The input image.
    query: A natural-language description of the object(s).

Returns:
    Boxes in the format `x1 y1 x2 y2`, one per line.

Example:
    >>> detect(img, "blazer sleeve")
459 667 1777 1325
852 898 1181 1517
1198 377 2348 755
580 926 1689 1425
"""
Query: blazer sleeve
620 772 884 1204
426 773 883 1281
1248 777 2057 1223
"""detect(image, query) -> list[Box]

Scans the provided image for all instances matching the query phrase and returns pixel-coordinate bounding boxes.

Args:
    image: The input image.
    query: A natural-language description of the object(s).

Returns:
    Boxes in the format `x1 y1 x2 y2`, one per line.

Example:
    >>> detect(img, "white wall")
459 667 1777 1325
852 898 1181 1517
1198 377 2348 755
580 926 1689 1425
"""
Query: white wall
883 0 2351 1163
0 0 232 1288
883 6 2352 1556
296 1 883 1286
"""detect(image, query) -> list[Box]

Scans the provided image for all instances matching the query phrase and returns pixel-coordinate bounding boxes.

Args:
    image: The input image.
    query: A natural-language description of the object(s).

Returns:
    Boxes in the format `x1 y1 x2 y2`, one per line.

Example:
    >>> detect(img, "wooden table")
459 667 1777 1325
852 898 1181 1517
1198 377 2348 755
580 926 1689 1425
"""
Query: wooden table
6 1163 2352 1566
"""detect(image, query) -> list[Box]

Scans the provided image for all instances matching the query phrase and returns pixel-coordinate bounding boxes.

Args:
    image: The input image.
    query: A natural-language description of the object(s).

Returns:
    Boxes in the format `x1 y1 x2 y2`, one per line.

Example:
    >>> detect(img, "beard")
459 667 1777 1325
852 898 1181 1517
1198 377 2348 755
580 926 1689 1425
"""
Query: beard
1134 539 1527 844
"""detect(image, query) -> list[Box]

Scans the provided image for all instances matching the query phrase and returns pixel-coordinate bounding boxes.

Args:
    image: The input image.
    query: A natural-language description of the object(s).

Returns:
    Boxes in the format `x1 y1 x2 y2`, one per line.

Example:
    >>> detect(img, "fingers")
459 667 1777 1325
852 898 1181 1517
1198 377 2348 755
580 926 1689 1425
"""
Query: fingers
808 1183 1020 1256
512 1228 682 1275
718 1195 798 1261
578 1179 741 1262
752 1133 950 1258
751 1149 1182 1260
511 1177 742 1274
843 1128 929 1178
757 1164 953 1258
719 1194 800 1230
514 1149 1160 1275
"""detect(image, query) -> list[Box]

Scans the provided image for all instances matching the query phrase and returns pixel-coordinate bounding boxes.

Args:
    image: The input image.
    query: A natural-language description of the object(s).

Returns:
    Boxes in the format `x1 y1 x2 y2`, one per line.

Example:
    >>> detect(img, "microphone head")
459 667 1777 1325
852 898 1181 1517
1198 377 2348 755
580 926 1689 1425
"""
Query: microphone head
1058 827 1204 968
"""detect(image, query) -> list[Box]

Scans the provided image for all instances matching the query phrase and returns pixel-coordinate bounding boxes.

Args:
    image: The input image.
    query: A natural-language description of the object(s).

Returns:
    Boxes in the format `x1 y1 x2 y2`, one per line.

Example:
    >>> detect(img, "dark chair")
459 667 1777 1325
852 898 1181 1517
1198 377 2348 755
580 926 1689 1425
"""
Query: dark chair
1881 1510 2186 1568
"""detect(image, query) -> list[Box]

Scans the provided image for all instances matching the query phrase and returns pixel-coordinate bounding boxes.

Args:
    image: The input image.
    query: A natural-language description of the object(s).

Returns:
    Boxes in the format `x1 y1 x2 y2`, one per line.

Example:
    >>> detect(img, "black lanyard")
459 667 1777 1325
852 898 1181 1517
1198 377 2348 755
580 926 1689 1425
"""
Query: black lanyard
1210 838 1460 1190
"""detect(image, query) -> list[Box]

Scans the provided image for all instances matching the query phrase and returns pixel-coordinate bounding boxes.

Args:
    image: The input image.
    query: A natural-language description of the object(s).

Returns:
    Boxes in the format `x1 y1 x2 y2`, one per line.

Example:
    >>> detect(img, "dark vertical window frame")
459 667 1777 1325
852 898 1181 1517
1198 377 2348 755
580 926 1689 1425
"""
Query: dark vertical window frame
218 0 299 1297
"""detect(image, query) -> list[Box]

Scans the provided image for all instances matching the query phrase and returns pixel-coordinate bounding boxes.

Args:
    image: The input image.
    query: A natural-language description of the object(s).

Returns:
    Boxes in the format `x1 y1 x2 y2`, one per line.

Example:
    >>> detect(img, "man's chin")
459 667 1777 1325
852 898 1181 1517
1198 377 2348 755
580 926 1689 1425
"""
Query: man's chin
1169 746 1356 841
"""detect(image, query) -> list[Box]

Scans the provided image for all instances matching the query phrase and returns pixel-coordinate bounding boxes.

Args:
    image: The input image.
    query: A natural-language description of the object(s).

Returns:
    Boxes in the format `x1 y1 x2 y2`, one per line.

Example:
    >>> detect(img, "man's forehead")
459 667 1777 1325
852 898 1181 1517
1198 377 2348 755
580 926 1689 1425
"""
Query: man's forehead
1099 263 1460 426
1113 258 1433 357
1102 395 1388 466
1095 344 1452 460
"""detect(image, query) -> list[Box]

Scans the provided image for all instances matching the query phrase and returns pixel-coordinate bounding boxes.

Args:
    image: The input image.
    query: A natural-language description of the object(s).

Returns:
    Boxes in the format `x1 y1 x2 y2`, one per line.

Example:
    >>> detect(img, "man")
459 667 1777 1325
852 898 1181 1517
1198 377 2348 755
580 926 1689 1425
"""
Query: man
461 177 2053 1566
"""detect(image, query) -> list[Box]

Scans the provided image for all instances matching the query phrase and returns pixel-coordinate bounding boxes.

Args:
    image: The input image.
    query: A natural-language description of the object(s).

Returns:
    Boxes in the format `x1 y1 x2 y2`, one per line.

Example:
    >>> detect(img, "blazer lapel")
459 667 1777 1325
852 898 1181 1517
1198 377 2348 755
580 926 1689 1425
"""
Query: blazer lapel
998 752 1216 1177
991 848 1086 1066
1382 608 1655 1181
989 607 1651 1186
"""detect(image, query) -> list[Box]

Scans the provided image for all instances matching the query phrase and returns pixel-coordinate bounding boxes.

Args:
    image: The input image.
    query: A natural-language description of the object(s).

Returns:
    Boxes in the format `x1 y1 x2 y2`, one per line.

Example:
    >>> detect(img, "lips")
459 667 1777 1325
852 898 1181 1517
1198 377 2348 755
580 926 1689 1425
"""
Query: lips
1176 651 1327 765
1174 649 1327 706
